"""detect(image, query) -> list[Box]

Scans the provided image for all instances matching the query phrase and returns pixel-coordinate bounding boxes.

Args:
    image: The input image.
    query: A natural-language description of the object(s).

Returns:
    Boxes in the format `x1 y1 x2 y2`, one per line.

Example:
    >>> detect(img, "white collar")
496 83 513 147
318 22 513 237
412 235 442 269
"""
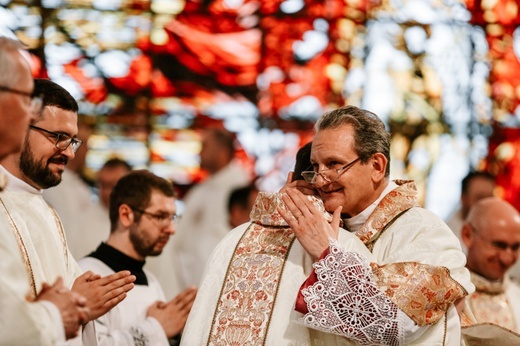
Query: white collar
0 165 42 195
344 180 398 233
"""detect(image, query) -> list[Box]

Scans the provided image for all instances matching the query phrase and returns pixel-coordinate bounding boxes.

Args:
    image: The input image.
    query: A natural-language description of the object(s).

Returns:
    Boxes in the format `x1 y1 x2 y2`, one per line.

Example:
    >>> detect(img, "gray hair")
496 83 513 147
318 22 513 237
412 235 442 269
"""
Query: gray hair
315 105 391 176
0 37 27 88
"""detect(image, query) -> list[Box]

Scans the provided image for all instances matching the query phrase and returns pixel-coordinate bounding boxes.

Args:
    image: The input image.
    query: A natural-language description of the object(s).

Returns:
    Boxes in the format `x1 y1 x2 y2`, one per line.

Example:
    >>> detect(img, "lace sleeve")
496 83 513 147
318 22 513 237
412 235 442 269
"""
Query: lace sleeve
298 243 403 346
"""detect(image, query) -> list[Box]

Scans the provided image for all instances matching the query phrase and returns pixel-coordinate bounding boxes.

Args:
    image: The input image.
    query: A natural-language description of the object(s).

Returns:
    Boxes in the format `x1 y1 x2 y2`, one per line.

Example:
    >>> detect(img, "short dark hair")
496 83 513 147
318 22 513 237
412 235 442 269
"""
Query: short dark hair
461 171 495 195
315 105 391 177
101 157 132 172
109 170 175 232
228 184 258 213
32 78 78 120
293 141 312 182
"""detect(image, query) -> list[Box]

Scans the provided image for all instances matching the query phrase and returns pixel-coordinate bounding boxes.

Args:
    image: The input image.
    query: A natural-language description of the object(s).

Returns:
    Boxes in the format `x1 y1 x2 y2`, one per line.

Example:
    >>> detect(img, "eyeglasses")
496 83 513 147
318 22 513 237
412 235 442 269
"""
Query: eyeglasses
0 85 43 114
469 223 520 252
130 206 177 227
29 125 83 153
301 157 361 184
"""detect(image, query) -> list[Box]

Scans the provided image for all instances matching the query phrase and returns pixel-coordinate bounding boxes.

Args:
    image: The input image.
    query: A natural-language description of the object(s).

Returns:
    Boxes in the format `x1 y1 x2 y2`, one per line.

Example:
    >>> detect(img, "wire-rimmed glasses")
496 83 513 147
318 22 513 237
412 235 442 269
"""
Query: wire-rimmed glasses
130 206 177 227
29 125 83 153
301 157 361 184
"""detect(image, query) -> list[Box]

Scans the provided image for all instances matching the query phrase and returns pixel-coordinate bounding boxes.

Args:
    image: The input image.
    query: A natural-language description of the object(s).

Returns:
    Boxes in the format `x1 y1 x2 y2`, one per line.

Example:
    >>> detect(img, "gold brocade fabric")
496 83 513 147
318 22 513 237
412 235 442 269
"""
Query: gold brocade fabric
467 272 516 330
207 192 331 345
355 180 420 248
370 262 467 326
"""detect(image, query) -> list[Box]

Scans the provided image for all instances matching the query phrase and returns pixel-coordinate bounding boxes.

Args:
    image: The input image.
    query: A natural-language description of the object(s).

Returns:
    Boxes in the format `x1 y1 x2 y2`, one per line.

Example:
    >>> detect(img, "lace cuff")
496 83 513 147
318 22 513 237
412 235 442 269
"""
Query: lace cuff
296 243 403 346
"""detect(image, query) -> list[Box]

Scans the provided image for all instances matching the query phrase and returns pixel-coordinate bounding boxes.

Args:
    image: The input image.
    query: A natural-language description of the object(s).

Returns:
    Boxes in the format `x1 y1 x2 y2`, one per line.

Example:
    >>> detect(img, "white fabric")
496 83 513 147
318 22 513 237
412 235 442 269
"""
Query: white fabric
0 194 65 345
169 162 249 289
0 165 97 346
78 257 169 346
43 169 109 260
182 221 375 345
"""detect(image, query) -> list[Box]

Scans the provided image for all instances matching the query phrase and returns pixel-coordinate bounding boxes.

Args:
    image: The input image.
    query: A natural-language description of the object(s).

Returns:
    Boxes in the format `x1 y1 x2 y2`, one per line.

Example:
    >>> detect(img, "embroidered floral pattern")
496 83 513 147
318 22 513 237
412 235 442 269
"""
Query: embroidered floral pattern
370 262 466 326
129 326 149 346
207 193 331 345
467 272 516 330
355 180 419 247
300 243 402 346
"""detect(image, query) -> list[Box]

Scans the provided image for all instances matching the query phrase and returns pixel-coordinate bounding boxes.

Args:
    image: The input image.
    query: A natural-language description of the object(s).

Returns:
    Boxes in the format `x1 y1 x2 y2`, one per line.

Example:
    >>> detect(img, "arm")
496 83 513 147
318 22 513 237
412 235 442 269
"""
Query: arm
279 188 467 345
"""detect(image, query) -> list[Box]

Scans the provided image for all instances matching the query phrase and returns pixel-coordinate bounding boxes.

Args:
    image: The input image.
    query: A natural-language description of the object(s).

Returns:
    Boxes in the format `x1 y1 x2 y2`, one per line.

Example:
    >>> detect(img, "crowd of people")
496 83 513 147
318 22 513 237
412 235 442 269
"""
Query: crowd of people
1 36 520 346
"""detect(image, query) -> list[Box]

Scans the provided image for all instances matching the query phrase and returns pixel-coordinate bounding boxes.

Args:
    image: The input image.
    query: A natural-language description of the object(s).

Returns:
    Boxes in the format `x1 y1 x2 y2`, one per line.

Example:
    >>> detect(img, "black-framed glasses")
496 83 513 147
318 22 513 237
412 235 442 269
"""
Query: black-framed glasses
301 157 361 184
29 125 83 153
0 85 43 114
130 206 177 227
469 223 520 252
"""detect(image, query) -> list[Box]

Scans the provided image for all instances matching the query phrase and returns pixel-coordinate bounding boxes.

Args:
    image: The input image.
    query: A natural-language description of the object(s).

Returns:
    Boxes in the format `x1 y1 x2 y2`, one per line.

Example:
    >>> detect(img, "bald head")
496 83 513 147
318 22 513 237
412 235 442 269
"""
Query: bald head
462 197 520 281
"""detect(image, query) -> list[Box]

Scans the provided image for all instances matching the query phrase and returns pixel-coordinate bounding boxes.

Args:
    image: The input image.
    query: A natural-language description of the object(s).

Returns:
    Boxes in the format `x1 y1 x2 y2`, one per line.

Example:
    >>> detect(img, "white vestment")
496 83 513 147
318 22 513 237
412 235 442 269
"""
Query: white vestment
183 181 473 345
169 162 249 289
43 168 109 260
0 166 97 346
78 256 169 346
0 172 65 345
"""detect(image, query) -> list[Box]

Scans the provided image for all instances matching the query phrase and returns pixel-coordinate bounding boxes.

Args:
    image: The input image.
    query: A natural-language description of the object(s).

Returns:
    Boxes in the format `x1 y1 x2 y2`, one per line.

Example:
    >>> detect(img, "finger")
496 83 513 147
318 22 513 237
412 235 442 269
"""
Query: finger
286 171 293 184
280 190 303 221
330 206 342 240
98 271 133 286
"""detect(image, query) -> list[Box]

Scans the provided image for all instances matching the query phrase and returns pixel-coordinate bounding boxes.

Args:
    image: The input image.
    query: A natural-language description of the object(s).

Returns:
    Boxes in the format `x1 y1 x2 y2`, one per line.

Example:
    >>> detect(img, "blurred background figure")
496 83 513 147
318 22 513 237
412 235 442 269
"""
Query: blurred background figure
445 171 496 246
170 128 250 289
227 183 259 228
96 158 133 210
460 197 520 333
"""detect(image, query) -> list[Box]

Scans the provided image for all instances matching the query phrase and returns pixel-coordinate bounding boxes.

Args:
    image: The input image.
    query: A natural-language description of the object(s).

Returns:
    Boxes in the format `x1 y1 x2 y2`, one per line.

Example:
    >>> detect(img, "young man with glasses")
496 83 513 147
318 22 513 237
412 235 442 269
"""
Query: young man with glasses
0 37 90 345
0 77 137 344
460 197 520 334
278 105 474 344
79 170 197 345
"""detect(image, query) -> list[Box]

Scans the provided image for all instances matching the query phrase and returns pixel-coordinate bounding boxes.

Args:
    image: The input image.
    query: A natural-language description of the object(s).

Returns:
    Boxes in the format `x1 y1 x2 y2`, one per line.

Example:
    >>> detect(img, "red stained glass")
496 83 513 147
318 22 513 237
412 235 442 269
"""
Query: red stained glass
465 0 520 26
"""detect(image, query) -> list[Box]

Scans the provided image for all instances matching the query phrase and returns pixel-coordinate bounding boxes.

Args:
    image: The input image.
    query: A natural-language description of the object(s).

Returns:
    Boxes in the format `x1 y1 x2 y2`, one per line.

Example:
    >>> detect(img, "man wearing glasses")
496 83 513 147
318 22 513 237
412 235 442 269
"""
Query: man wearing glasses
0 37 89 345
0 77 137 344
78 170 197 345
279 106 474 344
460 197 520 334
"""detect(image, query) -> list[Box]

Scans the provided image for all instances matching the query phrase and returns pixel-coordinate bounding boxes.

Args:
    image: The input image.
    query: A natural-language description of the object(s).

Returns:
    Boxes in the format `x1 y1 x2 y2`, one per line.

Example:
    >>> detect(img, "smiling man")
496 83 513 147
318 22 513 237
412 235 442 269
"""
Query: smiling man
0 78 136 345
461 197 520 332
279 105 474 345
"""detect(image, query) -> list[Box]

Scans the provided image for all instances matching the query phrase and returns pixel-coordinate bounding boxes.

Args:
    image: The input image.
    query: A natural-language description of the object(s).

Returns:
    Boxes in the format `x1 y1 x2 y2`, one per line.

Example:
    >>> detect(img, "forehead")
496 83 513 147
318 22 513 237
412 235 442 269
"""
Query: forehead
147 189 176 210
467 177 495 196
37 106 78 133
311 125 356 162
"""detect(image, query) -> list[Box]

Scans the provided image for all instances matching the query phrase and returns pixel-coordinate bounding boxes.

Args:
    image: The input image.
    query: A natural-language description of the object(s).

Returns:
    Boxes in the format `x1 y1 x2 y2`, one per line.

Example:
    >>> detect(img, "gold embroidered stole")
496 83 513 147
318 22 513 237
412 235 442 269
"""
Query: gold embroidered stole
0 195 68 299
467 272 516 330
207 192 331 345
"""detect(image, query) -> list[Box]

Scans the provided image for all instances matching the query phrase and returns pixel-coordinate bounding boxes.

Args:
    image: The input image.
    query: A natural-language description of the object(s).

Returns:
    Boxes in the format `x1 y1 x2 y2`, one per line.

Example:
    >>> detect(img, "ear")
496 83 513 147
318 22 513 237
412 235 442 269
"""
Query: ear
460 223 473 248
119 204 135 228
371 153 387 183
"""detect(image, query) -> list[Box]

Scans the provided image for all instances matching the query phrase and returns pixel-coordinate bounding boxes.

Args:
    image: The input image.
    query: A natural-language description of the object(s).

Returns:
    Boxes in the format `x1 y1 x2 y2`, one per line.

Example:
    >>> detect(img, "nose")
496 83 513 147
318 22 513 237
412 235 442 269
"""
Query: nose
164 221 175 235
313 172 330 189
61 144 76 159
499 248 518 268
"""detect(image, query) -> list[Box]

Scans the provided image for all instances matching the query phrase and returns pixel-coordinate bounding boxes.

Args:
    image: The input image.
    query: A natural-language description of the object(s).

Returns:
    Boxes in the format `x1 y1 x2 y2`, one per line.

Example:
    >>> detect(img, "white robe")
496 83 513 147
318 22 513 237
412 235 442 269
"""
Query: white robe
0 182 64 345
78 257 169 346
169 162 249 289
0 165 97 346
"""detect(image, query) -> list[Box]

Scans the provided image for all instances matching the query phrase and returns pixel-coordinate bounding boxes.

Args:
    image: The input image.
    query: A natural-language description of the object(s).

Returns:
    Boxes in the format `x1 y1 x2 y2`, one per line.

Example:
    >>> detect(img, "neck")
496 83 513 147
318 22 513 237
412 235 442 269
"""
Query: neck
1 154 40 189
106 232 144 261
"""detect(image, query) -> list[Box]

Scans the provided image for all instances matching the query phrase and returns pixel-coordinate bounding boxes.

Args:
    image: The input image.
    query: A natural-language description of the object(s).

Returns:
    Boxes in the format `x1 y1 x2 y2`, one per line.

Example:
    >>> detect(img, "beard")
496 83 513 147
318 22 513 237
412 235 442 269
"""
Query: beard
129 224 168 258
19 144 67 189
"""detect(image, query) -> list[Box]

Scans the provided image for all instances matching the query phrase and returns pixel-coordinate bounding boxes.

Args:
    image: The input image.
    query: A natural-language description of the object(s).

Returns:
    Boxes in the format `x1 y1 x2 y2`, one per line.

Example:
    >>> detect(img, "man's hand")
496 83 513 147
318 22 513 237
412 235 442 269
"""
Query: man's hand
147 287 197 338
36 277 89 340
280 171 316 196
279 187 341 259
72 270 136 322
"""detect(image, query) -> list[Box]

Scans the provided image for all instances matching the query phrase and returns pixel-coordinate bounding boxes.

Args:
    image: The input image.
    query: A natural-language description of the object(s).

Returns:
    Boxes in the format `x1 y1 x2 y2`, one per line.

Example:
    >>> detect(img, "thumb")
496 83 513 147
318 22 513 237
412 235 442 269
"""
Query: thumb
330 206 342 240
286 171 293 184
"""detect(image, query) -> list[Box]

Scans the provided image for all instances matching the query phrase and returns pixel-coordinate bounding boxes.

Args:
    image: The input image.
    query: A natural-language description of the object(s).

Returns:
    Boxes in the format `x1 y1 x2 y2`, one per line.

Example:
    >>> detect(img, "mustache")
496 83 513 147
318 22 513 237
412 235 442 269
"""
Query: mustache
48 155 68 165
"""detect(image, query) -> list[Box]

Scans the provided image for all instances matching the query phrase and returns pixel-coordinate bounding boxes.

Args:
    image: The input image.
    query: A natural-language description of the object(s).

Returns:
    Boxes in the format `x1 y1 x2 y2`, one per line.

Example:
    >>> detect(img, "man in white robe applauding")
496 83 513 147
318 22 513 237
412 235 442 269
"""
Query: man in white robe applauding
0 37 88 345
0 78 136 345
279 106 474 345
79 170 197 345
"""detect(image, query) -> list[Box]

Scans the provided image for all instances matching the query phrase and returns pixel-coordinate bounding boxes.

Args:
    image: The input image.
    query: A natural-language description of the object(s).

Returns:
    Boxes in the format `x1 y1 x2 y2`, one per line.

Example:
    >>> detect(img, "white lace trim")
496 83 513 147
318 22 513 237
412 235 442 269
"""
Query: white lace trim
299 243 403 345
